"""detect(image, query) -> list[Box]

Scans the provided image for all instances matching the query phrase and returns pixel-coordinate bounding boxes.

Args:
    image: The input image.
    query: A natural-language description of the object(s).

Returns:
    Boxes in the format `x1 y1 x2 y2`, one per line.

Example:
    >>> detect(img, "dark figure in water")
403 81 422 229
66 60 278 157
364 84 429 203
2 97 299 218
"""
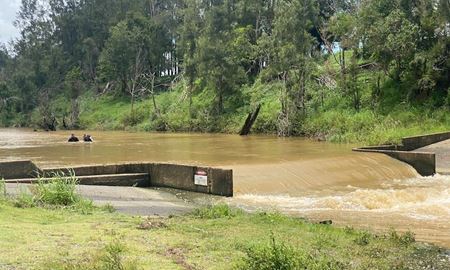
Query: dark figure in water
68 134 79 142
83 134 94 142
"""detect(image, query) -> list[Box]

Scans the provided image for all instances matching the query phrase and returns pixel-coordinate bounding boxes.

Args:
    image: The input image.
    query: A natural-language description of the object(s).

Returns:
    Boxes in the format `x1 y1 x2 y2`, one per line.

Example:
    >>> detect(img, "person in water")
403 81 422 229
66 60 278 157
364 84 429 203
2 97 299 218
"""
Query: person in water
83 134 94 142
68 134 79 142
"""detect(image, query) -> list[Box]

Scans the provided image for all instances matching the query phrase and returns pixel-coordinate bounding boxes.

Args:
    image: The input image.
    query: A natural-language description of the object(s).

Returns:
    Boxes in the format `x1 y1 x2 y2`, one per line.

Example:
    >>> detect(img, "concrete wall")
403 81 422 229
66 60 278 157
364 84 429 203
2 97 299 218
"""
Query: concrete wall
353 148 435 176
42 163 152 177
150 164 233 196
353 131 450 176
357 145 399 151
0 160 41 179
33 161 233 197
401 131 450 151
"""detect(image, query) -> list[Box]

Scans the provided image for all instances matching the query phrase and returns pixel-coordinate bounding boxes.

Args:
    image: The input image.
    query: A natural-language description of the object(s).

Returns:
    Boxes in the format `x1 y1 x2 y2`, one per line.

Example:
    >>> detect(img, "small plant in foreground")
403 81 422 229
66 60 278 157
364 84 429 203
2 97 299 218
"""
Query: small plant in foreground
191 203 243 219
9 170 100 213
101 203 116 213
354 231 373 246
36 170 80 206
43 240 139 270
235 235 344 270
388 229 416 245
14 189 37 208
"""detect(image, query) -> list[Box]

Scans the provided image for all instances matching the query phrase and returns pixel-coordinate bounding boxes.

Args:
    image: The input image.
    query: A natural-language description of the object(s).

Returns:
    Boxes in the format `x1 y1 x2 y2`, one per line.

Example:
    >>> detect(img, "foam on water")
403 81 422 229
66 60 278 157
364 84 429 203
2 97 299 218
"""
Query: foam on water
234 174 450 220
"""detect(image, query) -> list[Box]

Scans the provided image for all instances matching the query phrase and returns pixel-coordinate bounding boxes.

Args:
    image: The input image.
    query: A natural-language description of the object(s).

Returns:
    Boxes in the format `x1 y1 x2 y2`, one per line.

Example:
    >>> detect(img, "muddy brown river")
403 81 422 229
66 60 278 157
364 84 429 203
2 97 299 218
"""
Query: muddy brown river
1 128 449 247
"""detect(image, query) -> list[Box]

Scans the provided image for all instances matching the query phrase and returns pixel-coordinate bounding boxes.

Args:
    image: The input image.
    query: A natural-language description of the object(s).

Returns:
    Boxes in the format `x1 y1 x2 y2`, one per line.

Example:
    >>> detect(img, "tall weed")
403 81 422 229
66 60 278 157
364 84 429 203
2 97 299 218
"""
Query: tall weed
36 170 80 206
235 235 344 270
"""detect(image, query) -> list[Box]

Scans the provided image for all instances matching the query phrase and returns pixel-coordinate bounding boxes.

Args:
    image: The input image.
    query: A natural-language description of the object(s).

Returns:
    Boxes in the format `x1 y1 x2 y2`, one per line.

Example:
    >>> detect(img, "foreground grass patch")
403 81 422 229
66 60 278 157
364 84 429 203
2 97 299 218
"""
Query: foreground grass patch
11 171 98 214
0 203 449 269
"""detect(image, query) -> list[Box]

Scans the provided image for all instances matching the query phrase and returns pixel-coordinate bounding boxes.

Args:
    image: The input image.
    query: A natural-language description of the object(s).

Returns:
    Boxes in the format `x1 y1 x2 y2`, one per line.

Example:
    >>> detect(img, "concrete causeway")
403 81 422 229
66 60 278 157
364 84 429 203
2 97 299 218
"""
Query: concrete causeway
0 160 232 216
5 183 196 216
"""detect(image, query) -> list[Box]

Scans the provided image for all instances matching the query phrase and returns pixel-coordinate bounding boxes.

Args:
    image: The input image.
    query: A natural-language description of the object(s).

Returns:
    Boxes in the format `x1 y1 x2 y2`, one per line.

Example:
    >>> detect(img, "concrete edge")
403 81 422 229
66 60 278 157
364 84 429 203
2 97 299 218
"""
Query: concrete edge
1 160 233 197
401 131 450 151
353 148 436 176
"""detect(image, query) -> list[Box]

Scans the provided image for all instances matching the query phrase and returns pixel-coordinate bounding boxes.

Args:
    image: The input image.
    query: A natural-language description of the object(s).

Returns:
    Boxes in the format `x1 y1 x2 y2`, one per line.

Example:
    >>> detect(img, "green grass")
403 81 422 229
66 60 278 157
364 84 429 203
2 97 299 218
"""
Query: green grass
11 171 99 214
0 202 448 269
72 82 450 146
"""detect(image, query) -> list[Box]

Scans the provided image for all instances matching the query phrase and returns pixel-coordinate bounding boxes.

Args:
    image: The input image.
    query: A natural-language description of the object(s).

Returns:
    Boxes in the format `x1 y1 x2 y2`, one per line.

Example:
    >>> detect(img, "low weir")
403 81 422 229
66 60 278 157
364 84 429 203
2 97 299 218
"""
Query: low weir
353 131 450 176
0 160 233 197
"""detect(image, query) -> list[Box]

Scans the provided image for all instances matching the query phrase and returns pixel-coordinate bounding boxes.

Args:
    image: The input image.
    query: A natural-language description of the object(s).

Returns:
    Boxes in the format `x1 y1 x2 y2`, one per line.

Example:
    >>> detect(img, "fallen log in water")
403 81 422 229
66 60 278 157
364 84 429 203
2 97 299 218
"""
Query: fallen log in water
239 104 261 136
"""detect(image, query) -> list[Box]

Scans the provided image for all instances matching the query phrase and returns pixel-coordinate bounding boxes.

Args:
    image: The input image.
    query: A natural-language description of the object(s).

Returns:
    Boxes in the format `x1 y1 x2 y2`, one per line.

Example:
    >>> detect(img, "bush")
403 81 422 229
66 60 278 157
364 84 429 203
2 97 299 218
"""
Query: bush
191 204 243 219
9 170 97 213
235 236 344 270
354 231 372 246
36 171 81 206
236 236 300 270
388 229 415 246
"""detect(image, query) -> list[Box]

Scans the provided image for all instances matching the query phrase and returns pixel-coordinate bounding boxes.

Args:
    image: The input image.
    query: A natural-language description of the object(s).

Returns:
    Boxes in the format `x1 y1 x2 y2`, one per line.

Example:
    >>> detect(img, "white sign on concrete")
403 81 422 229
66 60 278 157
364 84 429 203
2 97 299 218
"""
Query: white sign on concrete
194 170 208 186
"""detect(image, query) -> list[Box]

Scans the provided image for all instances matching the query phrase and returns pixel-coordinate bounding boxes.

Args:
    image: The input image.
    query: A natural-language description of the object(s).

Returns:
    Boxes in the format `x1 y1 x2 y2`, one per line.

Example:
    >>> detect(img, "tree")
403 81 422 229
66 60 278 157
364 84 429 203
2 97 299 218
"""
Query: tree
268 0 318 135
195 0 247 114
99 12 171 120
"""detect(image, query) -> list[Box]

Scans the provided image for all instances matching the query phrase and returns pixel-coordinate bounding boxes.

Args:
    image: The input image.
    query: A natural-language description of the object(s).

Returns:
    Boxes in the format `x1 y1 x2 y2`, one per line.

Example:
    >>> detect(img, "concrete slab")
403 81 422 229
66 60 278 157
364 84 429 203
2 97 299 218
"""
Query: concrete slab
417 139 450 174
5 183 195 216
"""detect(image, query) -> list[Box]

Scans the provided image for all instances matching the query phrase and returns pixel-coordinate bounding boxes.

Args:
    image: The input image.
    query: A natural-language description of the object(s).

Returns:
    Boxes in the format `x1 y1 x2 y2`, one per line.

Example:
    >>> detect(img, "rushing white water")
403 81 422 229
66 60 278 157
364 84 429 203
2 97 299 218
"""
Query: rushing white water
230 174 450 247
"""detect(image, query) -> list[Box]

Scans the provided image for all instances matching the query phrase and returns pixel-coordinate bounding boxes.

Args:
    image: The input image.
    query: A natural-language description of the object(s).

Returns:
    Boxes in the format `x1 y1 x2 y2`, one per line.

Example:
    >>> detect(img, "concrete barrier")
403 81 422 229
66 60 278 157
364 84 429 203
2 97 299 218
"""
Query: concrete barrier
353 148 436 176
150 164 233 196
401 131 450 151
42 163 153 177
353 131 450 176
3 160 233 197
0 160 41 179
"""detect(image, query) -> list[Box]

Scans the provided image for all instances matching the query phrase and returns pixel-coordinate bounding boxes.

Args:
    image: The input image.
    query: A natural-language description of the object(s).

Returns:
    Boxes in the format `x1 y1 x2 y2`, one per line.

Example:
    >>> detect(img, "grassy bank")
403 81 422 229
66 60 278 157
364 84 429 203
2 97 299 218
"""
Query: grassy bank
1 180 449 269
4 84 450 146
69 83 450 146
3 51 449 146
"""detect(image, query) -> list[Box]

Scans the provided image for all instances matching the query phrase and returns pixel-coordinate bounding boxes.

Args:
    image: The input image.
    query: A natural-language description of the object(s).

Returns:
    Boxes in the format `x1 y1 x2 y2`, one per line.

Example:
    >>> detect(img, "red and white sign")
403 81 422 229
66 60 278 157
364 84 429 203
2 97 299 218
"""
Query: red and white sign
194 170 208 186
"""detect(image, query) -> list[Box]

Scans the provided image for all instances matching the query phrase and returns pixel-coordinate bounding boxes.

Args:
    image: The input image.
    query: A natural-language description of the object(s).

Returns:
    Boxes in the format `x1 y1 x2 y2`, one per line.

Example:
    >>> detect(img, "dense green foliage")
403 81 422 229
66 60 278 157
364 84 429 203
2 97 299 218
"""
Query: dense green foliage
0 0 449 143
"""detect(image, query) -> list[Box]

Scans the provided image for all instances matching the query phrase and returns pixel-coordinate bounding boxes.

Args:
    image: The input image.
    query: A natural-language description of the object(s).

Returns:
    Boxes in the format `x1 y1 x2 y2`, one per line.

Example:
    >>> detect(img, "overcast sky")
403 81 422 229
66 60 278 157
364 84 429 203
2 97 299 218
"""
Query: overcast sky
0 0 21 45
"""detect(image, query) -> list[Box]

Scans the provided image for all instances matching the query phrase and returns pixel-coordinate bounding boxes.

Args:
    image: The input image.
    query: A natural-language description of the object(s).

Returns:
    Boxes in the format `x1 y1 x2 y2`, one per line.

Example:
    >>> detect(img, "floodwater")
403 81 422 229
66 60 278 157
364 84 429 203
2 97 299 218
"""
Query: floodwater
1 128 449 247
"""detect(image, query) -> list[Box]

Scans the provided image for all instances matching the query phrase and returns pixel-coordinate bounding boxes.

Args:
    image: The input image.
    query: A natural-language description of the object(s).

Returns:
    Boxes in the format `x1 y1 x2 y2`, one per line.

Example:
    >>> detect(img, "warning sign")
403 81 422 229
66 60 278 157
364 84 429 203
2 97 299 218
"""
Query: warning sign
194 170 208 186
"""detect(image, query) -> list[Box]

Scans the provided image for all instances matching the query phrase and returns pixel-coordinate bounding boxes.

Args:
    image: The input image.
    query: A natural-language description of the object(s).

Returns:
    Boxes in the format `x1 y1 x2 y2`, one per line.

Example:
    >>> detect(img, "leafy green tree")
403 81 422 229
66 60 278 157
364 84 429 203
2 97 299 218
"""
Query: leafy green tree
268 0 318 135
195 0 247 114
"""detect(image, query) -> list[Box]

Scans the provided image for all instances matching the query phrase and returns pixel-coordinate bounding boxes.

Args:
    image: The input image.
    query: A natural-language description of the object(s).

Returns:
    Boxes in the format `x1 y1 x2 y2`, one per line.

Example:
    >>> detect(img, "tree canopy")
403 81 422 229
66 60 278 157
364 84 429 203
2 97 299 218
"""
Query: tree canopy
0 0 449 134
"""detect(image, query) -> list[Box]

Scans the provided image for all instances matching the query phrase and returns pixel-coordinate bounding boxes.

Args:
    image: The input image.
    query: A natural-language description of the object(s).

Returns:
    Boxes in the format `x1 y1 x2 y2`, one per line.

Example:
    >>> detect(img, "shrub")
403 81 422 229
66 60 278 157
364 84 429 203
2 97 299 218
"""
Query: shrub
236 236 300 270
354 231 372 246
235 236 344 270
9 170 98 213
36 171 81 206
388 229 415 246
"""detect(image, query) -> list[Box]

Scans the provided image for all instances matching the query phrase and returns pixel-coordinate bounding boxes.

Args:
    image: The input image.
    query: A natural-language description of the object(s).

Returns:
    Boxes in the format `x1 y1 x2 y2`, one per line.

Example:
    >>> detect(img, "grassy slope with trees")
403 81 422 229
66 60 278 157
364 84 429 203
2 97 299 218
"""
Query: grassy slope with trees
0 0 449 145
